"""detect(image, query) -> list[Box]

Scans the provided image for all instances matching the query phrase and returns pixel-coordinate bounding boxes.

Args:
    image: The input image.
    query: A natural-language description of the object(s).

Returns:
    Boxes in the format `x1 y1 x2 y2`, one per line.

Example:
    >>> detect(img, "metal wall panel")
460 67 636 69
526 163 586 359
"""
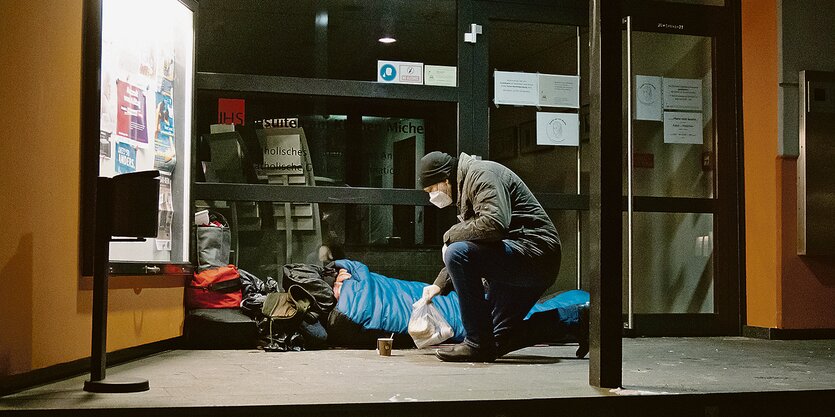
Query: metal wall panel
798 70 835 255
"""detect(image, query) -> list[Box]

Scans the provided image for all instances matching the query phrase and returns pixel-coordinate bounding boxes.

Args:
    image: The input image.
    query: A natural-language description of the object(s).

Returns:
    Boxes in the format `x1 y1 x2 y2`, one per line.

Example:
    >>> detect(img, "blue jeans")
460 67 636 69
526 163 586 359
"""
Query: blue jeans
443 240 560 352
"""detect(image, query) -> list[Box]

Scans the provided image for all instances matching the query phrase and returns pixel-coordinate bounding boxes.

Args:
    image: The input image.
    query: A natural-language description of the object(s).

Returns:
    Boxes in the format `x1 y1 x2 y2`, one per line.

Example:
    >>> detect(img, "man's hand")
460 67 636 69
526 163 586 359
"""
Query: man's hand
422 284 442 303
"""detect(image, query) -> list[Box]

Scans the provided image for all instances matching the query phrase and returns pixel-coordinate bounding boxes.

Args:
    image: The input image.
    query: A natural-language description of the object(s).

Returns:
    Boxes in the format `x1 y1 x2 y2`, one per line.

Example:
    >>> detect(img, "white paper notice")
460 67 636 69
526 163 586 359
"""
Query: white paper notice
663 112 703 144
538 74 580 108
156 172 173 251
635 75 663 121
663 78 703 111
425 65 457 87
536 112 580 147
494 71 539 106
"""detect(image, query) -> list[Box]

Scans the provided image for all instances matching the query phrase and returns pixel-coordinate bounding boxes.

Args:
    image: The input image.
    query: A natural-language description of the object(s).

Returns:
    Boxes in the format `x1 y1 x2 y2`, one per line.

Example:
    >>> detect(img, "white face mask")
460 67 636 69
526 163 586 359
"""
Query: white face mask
429 190 453 208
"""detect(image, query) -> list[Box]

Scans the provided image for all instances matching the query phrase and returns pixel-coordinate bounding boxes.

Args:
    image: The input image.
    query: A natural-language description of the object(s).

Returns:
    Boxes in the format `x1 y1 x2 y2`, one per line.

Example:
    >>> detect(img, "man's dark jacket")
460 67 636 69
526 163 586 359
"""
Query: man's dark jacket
433 153 561 293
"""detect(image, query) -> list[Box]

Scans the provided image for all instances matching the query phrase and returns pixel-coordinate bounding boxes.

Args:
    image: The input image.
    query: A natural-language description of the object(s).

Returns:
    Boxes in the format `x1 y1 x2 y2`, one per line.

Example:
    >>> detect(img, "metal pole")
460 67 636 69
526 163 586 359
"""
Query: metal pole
625 16 635 331
576 26 583 290
84 175 149 393
89 177 112 382
588 0 623 389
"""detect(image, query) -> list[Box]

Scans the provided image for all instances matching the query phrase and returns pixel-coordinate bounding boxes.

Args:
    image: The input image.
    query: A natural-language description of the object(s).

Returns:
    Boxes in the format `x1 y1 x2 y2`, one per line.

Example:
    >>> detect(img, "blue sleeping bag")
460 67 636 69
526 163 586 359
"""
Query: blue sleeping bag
334 259 589 343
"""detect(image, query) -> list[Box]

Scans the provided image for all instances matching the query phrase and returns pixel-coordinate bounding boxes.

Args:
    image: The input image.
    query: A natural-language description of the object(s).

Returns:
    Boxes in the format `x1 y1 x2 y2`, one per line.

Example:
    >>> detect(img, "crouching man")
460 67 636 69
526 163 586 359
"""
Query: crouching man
420 151 588 362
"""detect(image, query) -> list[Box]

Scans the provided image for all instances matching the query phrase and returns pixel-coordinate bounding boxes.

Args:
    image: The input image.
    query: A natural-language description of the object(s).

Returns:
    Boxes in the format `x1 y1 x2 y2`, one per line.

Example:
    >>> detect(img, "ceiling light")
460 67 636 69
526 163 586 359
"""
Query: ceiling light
378 36 396 44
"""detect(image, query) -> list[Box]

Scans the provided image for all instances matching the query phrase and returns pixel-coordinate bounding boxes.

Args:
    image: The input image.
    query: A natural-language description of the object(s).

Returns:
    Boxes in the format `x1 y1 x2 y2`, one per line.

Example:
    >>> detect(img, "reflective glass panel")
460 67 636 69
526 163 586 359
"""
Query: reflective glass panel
488 21 585 194
544 209 579 296
197 0 457 81
199 200 451 282
195 93 457 189
625 31 715 198
623 212 715 314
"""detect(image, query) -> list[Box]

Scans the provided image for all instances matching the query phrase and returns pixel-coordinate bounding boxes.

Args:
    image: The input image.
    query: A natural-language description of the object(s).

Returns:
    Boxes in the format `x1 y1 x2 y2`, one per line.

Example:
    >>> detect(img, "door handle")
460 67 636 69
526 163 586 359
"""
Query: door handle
144 265 161 274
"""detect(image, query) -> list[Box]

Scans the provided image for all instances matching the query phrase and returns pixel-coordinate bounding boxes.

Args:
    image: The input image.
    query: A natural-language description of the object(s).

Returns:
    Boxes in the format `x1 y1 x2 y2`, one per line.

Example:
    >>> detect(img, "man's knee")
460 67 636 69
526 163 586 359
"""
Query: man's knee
443 241 470 265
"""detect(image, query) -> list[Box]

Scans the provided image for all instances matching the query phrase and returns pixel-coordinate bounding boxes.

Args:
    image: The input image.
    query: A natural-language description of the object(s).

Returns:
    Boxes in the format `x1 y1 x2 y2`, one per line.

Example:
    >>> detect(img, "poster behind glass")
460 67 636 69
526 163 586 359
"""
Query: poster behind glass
99 0 193 263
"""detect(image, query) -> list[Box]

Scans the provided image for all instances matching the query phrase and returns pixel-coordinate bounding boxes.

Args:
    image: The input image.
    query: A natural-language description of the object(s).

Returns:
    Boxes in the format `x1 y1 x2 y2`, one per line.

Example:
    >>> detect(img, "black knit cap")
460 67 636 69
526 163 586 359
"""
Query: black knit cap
420 151 455 188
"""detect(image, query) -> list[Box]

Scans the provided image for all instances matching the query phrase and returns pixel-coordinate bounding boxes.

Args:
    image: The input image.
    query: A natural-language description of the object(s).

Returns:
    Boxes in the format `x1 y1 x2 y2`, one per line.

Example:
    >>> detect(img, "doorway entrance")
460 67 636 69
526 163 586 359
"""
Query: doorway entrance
462 0 741 336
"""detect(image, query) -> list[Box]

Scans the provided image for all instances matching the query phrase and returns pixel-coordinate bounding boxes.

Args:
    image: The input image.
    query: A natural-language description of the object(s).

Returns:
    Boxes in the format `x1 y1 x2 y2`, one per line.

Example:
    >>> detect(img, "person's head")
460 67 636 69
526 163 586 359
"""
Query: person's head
420 151 456 208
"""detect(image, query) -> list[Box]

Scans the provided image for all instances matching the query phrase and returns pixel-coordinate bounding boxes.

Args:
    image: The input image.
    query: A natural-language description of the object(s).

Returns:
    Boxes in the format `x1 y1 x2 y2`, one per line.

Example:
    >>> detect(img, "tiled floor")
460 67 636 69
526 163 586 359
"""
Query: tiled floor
2 337 835 416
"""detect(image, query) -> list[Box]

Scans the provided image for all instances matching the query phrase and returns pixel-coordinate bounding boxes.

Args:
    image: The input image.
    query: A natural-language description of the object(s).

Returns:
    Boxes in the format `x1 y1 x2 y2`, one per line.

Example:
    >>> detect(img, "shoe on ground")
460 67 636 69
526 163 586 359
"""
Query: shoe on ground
575 302 590 359
435 343 496 363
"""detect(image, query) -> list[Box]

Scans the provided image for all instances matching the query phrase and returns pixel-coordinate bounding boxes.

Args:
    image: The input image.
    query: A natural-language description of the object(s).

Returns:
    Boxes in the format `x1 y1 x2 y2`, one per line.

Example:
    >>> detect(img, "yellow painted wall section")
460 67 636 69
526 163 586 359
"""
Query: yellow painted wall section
740 0 779 328
0 1 184 376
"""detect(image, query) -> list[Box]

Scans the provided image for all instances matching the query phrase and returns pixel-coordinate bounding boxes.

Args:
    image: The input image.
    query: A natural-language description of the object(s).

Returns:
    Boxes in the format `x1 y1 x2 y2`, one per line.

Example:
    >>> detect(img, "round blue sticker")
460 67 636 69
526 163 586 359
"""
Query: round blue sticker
379 64 397 82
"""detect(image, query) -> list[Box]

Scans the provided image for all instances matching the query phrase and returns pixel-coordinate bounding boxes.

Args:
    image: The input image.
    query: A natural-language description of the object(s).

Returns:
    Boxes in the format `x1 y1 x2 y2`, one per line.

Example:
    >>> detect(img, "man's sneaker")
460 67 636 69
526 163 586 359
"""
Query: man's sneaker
435 342 496 363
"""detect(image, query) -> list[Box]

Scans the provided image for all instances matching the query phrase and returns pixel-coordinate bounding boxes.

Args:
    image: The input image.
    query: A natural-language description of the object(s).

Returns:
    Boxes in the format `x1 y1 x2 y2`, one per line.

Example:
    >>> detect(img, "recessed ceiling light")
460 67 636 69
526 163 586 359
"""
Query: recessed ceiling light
378 37 397 44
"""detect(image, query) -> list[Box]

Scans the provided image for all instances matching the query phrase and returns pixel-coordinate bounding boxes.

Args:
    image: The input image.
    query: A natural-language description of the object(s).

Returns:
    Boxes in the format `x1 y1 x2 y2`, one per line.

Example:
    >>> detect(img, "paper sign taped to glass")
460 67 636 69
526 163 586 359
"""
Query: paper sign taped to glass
536 112 580 147
663 77 703 111
663 111 703 144
156 172 173 251
635 75 663 121
495 71 580 109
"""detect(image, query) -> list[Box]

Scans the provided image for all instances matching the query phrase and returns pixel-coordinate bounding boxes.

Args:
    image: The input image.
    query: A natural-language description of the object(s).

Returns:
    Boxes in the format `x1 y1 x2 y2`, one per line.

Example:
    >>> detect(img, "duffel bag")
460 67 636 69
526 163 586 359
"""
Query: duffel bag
187 265 243 309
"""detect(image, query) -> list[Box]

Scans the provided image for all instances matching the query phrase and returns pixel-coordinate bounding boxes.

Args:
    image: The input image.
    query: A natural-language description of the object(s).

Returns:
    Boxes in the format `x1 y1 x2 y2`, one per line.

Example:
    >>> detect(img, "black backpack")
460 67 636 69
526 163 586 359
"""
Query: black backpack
281 263 338 321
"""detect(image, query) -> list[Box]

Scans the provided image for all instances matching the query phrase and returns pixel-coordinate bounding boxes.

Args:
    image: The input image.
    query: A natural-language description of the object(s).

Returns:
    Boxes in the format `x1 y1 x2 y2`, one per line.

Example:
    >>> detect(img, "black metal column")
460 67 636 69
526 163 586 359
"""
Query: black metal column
588 0 623 388
89 177 112 382
84 176 149 393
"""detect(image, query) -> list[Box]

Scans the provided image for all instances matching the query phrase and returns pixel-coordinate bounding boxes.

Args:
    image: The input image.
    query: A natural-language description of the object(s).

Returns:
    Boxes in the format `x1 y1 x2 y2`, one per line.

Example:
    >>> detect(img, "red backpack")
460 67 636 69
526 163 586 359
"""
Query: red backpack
186 265 243 309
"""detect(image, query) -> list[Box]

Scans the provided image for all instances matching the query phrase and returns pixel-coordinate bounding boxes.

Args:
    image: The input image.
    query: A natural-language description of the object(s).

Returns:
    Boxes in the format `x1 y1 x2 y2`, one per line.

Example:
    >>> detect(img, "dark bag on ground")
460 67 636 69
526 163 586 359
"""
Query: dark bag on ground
262 285 315 327
281 263 338 321
239 268 281 318
261 285 322 351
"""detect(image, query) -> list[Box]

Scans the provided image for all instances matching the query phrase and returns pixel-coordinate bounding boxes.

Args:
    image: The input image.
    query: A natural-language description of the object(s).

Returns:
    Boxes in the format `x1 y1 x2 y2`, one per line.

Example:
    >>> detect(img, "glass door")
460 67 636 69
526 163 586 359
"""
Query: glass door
468 1 588 297
621 2 740 335
467 0 741 336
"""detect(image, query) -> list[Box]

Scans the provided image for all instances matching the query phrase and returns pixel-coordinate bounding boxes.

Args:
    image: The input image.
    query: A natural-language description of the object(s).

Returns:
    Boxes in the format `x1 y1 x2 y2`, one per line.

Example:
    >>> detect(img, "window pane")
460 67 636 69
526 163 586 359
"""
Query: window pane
544 209 579 296
198 200 451 282
487 21 584 194
623 212 715 314
197 0 457 81
625 31 715 198
196 94 457 188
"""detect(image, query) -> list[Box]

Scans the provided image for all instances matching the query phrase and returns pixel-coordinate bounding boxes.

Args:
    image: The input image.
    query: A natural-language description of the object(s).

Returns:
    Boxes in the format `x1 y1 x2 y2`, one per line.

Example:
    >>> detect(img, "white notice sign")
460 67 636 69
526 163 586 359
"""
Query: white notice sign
377 60 424 85
538 74 580 108
663 112 703 144
663 77 703 111
536 112 580 147
635 75 663 121
494 71 539 106
425 65 457 87
263 134 304 174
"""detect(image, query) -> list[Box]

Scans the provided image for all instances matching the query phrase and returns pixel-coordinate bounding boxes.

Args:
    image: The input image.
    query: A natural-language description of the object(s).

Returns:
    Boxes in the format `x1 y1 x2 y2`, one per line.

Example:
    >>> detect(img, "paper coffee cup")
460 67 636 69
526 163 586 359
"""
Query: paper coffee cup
377 338 393 356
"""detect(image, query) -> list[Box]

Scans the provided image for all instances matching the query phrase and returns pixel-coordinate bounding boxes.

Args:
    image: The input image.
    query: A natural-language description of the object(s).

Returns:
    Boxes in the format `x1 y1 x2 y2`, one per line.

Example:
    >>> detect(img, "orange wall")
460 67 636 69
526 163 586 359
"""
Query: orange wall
742 0 835 330
741 0 779 328
0 1 184 377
